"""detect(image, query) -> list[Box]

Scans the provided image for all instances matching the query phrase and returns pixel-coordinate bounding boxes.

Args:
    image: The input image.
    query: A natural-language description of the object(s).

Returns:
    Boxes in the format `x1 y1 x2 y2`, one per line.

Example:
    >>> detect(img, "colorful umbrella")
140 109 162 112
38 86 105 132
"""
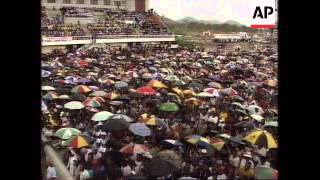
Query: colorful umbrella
159 102 179 112
42 86 56 91
54 128 81 140
137 86 156 95
71 85 91 94
83 99 101 108
185 135 210 147
129 123 151 137
120 143 150 154
65 135 89 148
255 166 278 180
244 129 278 149
109 114 134 123
91 111 113 121
64 101 85 110
210 137 225 151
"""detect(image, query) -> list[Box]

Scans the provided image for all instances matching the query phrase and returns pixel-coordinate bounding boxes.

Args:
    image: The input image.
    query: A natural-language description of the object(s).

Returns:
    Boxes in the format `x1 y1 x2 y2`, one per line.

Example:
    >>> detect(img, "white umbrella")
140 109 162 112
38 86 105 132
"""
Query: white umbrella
42 86 56 91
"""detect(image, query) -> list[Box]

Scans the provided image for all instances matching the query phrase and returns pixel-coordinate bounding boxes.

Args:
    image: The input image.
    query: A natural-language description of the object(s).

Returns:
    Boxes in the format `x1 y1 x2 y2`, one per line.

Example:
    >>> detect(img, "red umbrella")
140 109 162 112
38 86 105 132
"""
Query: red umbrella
78 60 89 67
137 86 156 95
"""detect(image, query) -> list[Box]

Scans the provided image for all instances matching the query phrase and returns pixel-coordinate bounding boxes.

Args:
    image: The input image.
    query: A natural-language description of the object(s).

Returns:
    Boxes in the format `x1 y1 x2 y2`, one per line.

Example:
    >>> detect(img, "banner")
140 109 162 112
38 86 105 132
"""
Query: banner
42 37 73 42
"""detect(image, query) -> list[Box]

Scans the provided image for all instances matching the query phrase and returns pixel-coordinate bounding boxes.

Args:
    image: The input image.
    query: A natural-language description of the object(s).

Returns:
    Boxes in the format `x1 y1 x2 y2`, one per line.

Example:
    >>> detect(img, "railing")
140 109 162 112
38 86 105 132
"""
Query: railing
42 135 73 180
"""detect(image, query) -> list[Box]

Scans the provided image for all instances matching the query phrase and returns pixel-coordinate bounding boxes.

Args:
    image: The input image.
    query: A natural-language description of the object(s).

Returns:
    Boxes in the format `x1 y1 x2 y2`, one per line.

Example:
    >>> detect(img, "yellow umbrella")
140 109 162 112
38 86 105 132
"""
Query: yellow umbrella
172 87 183 97
244 129 278 149
140 113 157 126
148 80 168 89
210 137 225 151
183 90 196 97
185 98 201 106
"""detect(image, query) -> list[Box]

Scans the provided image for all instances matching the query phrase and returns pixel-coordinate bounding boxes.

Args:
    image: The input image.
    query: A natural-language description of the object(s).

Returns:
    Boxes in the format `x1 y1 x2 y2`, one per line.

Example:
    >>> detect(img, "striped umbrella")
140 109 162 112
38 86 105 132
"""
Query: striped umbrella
71 85 91 94
244 129 278 149
65 135 89 148
137 86 156 96
54 128 81 140
91 111 113 121
64 101 85 110
210 137 225 151
83 99 101 108
120 143 150 154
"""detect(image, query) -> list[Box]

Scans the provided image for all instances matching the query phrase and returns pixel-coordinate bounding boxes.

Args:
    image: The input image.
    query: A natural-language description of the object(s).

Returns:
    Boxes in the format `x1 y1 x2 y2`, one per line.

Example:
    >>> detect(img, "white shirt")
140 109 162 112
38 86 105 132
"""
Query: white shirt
217 174 227 180
47 166 57 179
122 165 132 176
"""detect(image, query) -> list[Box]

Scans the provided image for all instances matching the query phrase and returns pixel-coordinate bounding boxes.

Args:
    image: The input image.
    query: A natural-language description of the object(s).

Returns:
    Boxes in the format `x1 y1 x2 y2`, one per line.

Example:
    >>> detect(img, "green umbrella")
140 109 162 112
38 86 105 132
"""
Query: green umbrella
54 127 81 140
159 102 179 112
254 166 278 180
91 111 113 121
64 101 85 110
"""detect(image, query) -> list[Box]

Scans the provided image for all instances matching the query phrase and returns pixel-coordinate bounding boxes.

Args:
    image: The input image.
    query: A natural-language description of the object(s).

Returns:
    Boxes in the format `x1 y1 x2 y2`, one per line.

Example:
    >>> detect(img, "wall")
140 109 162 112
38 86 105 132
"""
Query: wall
126 0 135 11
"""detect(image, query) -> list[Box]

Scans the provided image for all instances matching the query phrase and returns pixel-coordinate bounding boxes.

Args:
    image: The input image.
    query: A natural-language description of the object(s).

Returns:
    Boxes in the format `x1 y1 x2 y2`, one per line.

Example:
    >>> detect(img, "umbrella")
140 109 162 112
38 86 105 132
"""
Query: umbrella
196 92 214 98
64 101 85 110
181 76 193 83
159 102 179 112
251 114 264 122
255 166 278 180
65 135 89 148
231 95 245 102
106 92 120 100
103 119 130 132
129 123 151 137
148 80 168 89
141 114 157 125
217 133 231 139
137 86 156 96
115 81 129 89
208 82 222 89
244 129 278 149
232 102 245 109
234 120 256 129
89 96 106 103
91 111 113 121
120 143 150 154
172 87 183 96
109 114 134 123
162 139 183 146
164 75 180 81
188 82 203 90
158 150 182 168
42 86 56 91
85 107 99 112
71 85 91 94
58 95 70 100
98 78 115 85
70 93 87 101
142 159 179 177
210 137 225 151
184 98 201 106
78 78 92 84
220 87 238 96
83 99 101 108
183 90 196 97
89 91 107 97
42 93 58 100
142 73 153 79
65 76 78 84
41 70 52 78
152 72 165 79
125 71 139 78
185 135 210 147
172 79 187 86
167 93 182 104
54 127 81 140
246 105 264 115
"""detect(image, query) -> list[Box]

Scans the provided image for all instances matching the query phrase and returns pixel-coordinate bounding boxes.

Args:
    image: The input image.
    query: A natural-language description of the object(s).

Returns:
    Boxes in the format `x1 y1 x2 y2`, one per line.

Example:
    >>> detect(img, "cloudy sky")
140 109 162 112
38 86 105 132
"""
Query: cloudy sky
149 0 254 26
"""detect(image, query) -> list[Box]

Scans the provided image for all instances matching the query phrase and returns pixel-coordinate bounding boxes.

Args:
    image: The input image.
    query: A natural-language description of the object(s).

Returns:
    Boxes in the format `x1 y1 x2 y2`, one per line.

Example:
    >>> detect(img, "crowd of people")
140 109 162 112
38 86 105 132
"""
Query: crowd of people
42 43 278 180
41 7 172 38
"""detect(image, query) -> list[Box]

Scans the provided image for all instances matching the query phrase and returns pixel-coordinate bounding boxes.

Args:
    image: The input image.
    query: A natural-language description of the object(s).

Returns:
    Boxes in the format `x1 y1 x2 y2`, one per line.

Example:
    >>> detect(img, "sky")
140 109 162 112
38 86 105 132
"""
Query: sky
149 0 254 26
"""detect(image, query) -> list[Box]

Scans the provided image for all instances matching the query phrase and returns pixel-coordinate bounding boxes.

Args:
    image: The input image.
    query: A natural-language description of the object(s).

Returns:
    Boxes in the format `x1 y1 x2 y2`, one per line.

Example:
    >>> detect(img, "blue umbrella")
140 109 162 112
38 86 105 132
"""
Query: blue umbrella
129 123 151 137
78 78 92 84
149 66 157 72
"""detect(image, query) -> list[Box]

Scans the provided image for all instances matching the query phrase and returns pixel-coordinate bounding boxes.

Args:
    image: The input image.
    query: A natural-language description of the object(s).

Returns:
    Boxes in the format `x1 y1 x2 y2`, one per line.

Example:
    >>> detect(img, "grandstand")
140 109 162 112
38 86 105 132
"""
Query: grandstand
41 1 175 47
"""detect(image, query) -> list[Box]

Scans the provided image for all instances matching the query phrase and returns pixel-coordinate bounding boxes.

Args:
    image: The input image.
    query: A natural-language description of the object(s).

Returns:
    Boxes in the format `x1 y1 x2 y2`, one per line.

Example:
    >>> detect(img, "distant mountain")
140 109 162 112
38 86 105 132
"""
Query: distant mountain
224 20 243 26
176 17 243 26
